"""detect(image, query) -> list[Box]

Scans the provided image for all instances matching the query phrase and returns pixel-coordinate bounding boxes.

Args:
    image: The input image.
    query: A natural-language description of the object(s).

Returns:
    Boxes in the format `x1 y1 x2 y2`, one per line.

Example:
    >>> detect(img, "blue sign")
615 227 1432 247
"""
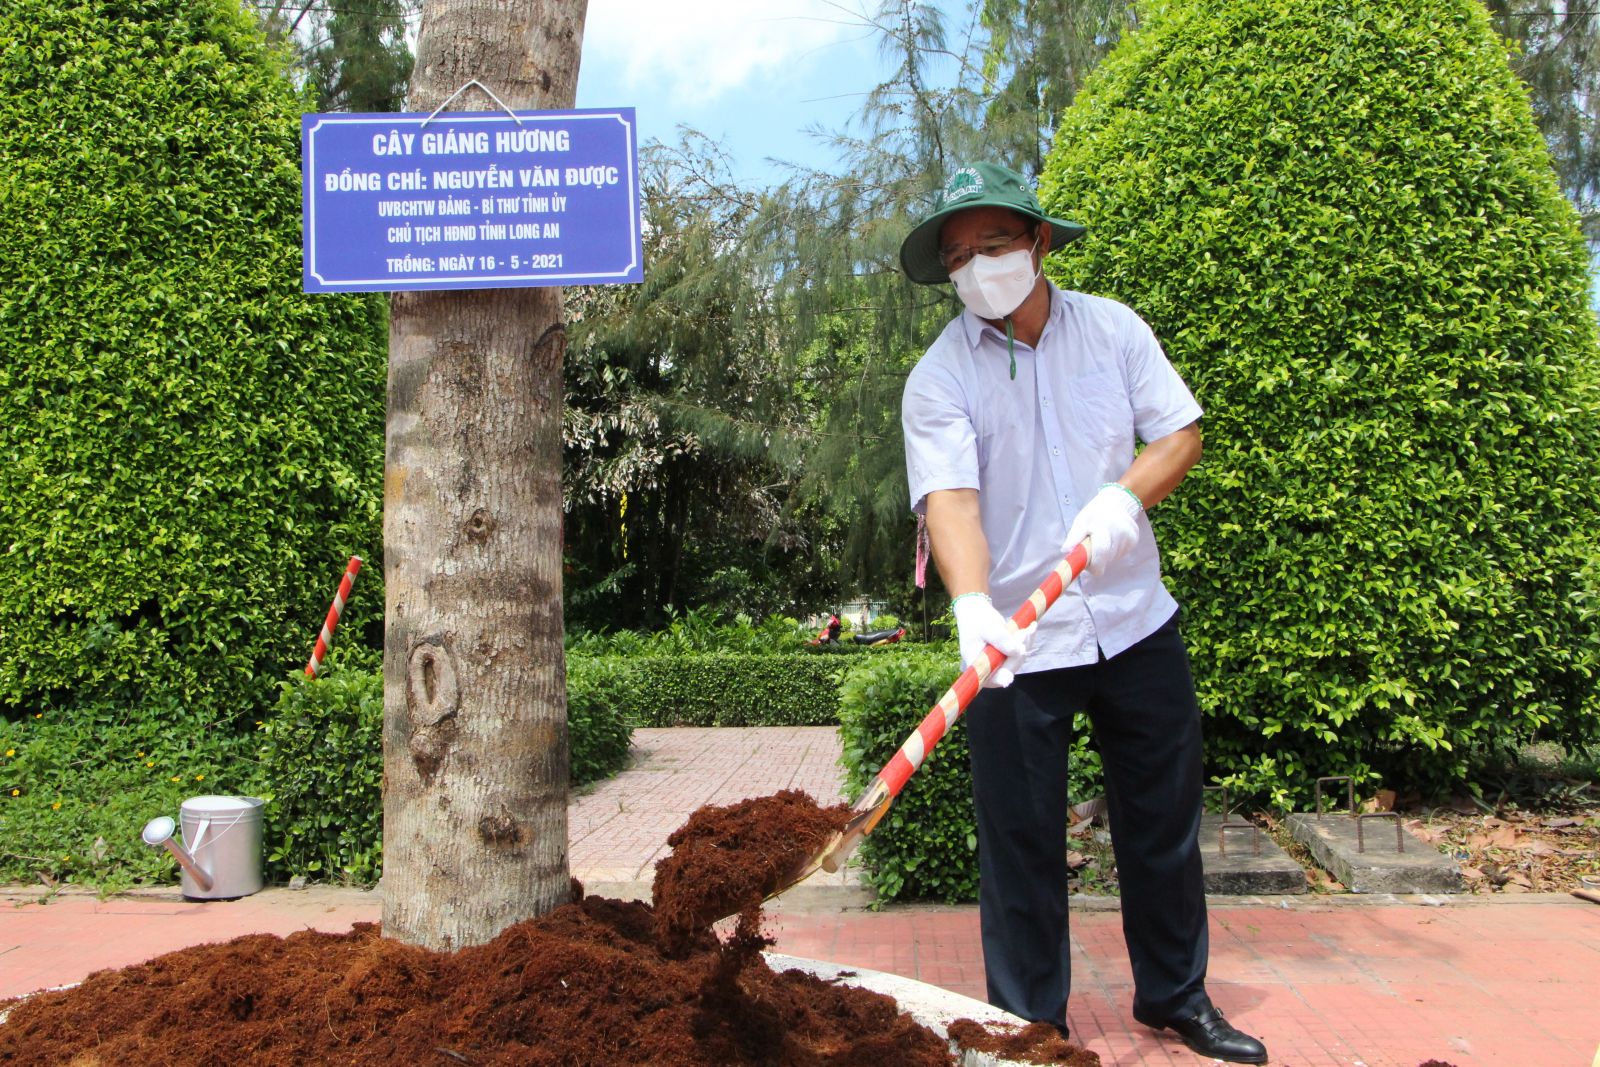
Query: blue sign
302 109 642 293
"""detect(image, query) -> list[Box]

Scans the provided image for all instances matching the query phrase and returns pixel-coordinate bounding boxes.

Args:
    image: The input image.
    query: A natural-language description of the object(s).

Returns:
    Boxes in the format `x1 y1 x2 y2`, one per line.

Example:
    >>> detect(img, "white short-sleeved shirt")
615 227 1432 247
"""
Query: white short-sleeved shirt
902 283 1203 671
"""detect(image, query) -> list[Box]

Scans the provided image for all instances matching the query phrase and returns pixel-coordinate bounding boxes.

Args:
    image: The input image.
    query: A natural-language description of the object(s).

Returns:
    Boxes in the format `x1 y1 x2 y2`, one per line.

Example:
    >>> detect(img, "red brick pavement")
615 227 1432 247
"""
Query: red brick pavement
767 892 1600 1066
5 889 1596 1065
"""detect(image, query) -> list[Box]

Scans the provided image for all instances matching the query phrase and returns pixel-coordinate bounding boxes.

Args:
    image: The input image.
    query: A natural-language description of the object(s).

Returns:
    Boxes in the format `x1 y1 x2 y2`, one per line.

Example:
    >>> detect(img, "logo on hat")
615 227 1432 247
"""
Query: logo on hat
941 167 984 207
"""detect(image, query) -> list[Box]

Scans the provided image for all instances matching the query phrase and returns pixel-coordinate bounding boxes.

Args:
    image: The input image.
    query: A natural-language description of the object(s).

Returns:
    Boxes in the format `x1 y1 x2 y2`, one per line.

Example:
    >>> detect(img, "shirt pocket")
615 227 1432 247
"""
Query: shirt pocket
1066 371 1133 450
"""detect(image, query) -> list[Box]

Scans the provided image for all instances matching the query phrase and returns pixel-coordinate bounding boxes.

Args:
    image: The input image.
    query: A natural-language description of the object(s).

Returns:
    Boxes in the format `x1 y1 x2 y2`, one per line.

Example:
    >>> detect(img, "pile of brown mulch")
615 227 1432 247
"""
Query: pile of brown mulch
652 789 851 955
0 791 1098 1066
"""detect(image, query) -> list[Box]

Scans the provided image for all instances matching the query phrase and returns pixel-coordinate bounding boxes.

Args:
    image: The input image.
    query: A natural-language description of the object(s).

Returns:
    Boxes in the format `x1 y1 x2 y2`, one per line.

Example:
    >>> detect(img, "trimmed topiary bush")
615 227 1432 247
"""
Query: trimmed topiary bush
1040 0 1600 806
565 656 637 783
255 652 385 883
0 0 388 723
566 610 814 656
838 649 979 902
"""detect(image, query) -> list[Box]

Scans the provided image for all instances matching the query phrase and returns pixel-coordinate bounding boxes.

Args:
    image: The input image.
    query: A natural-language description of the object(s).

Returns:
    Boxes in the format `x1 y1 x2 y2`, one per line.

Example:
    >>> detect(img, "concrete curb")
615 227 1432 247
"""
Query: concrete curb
769 952 1041 1067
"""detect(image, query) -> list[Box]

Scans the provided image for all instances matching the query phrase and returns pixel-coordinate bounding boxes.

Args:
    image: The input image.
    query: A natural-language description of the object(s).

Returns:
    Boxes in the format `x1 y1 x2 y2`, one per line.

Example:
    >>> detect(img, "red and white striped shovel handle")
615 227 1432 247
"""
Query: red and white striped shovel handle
878 539 1090 798
809 540 1092 878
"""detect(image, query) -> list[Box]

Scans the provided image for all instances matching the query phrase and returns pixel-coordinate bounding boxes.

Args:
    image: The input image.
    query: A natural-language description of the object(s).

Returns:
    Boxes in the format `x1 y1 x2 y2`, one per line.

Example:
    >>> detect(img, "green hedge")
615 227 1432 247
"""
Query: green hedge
254 655 634 884
566 608 813 656
0 698 254 889
582 653 851 726
0 0 388 724
837 650 1102 903
1040 0 1600 806
566 657 636 783
254 658 384 883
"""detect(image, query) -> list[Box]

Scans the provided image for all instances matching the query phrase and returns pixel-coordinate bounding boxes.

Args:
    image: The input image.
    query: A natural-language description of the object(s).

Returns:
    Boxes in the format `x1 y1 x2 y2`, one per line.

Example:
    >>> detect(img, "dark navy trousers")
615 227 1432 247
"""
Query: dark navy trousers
965 611 1209 1029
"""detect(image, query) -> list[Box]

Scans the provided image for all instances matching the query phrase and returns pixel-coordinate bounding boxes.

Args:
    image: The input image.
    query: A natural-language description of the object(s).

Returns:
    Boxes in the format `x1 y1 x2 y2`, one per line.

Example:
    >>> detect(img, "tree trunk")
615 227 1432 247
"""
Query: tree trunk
382 0 586 952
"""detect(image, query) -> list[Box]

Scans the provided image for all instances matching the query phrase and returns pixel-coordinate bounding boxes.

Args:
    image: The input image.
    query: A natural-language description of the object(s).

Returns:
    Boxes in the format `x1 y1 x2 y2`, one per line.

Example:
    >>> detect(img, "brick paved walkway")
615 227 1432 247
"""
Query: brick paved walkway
569 726 863 899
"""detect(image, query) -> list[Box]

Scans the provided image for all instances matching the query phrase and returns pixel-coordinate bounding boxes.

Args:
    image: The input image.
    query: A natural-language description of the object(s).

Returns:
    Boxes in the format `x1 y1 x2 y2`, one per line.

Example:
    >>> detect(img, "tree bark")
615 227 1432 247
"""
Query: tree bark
382 0 586 951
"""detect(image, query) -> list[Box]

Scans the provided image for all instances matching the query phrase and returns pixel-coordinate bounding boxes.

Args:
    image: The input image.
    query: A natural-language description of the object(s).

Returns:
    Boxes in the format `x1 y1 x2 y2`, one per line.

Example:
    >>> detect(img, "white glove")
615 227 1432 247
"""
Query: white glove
1063 483 1144 577
952 593 1037 688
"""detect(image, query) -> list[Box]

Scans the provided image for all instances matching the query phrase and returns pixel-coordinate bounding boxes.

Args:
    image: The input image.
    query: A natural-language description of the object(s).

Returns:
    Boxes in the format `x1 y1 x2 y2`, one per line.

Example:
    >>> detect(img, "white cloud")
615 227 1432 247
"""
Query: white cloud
582 0 859 104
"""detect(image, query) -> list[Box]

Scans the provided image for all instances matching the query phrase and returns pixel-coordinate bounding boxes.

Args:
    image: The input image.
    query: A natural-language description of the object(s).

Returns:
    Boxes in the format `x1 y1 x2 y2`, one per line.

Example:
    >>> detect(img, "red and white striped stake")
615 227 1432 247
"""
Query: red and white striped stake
305 555 363 677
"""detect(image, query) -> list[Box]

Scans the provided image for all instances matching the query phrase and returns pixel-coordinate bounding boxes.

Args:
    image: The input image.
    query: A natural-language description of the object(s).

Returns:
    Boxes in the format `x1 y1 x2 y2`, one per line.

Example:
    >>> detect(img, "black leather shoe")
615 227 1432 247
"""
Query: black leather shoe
1136 1004 1267 1064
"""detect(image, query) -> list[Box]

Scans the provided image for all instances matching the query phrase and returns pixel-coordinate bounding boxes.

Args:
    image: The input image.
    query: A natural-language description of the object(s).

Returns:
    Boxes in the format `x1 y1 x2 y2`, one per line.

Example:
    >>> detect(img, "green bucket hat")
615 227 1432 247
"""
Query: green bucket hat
899 162 1086 285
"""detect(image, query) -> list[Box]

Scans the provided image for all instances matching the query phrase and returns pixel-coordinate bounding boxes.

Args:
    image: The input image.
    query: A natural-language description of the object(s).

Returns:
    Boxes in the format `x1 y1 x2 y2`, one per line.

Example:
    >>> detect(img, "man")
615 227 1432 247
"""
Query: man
898 162 1268 1065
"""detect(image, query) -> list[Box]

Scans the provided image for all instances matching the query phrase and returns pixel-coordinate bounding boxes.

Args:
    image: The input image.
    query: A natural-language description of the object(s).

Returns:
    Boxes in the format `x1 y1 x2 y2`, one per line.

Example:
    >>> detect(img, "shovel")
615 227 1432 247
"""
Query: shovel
772 539 1092 897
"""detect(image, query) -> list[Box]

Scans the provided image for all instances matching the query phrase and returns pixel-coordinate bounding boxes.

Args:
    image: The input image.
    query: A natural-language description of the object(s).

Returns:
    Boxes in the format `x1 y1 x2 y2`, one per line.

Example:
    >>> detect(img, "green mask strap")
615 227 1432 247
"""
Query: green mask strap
1005 318 1017 380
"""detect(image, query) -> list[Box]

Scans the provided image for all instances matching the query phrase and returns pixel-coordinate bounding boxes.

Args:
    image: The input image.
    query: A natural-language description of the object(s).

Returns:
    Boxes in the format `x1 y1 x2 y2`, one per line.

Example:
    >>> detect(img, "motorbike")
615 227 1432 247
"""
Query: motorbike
807 614 843 646
851 626 905 646
808 614 905 647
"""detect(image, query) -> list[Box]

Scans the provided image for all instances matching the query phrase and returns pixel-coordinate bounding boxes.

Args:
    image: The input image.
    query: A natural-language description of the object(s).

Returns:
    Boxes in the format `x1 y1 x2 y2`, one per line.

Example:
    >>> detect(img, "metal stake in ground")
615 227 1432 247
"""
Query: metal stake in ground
305 555 363 677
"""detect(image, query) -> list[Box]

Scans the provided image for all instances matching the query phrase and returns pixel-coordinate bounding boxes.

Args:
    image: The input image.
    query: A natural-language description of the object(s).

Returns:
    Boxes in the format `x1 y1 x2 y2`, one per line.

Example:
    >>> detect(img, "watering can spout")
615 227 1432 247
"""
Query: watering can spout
140 815 214 893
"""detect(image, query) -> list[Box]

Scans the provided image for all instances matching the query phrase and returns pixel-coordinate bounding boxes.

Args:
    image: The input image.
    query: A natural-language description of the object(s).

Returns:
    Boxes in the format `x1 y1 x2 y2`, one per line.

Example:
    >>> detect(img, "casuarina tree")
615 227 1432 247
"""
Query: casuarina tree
1040 0 1600 804
1484 0 1600 241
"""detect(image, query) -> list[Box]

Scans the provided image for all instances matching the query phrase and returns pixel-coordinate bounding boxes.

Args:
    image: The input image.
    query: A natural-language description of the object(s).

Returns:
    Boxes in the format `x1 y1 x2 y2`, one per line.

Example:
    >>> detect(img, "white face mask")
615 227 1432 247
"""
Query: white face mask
949 241 1040 320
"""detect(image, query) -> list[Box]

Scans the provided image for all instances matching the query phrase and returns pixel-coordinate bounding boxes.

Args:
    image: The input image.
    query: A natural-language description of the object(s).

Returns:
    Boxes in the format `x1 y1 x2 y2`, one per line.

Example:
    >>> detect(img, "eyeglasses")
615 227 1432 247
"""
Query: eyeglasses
938 231 1030 272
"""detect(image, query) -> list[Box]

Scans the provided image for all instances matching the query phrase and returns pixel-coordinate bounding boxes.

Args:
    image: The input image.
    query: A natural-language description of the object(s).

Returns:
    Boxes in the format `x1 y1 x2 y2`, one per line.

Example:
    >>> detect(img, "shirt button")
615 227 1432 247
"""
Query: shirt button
1052 447 1060 456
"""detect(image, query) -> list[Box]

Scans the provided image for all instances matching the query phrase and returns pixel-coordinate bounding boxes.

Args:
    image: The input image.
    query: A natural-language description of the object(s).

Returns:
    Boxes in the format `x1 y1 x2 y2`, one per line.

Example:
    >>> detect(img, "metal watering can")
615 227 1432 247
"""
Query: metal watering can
140 795 266 900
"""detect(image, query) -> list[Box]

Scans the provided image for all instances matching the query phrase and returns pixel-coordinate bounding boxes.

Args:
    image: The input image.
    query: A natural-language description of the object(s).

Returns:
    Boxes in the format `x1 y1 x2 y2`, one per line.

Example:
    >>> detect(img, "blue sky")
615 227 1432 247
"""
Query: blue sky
574 0 892 187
